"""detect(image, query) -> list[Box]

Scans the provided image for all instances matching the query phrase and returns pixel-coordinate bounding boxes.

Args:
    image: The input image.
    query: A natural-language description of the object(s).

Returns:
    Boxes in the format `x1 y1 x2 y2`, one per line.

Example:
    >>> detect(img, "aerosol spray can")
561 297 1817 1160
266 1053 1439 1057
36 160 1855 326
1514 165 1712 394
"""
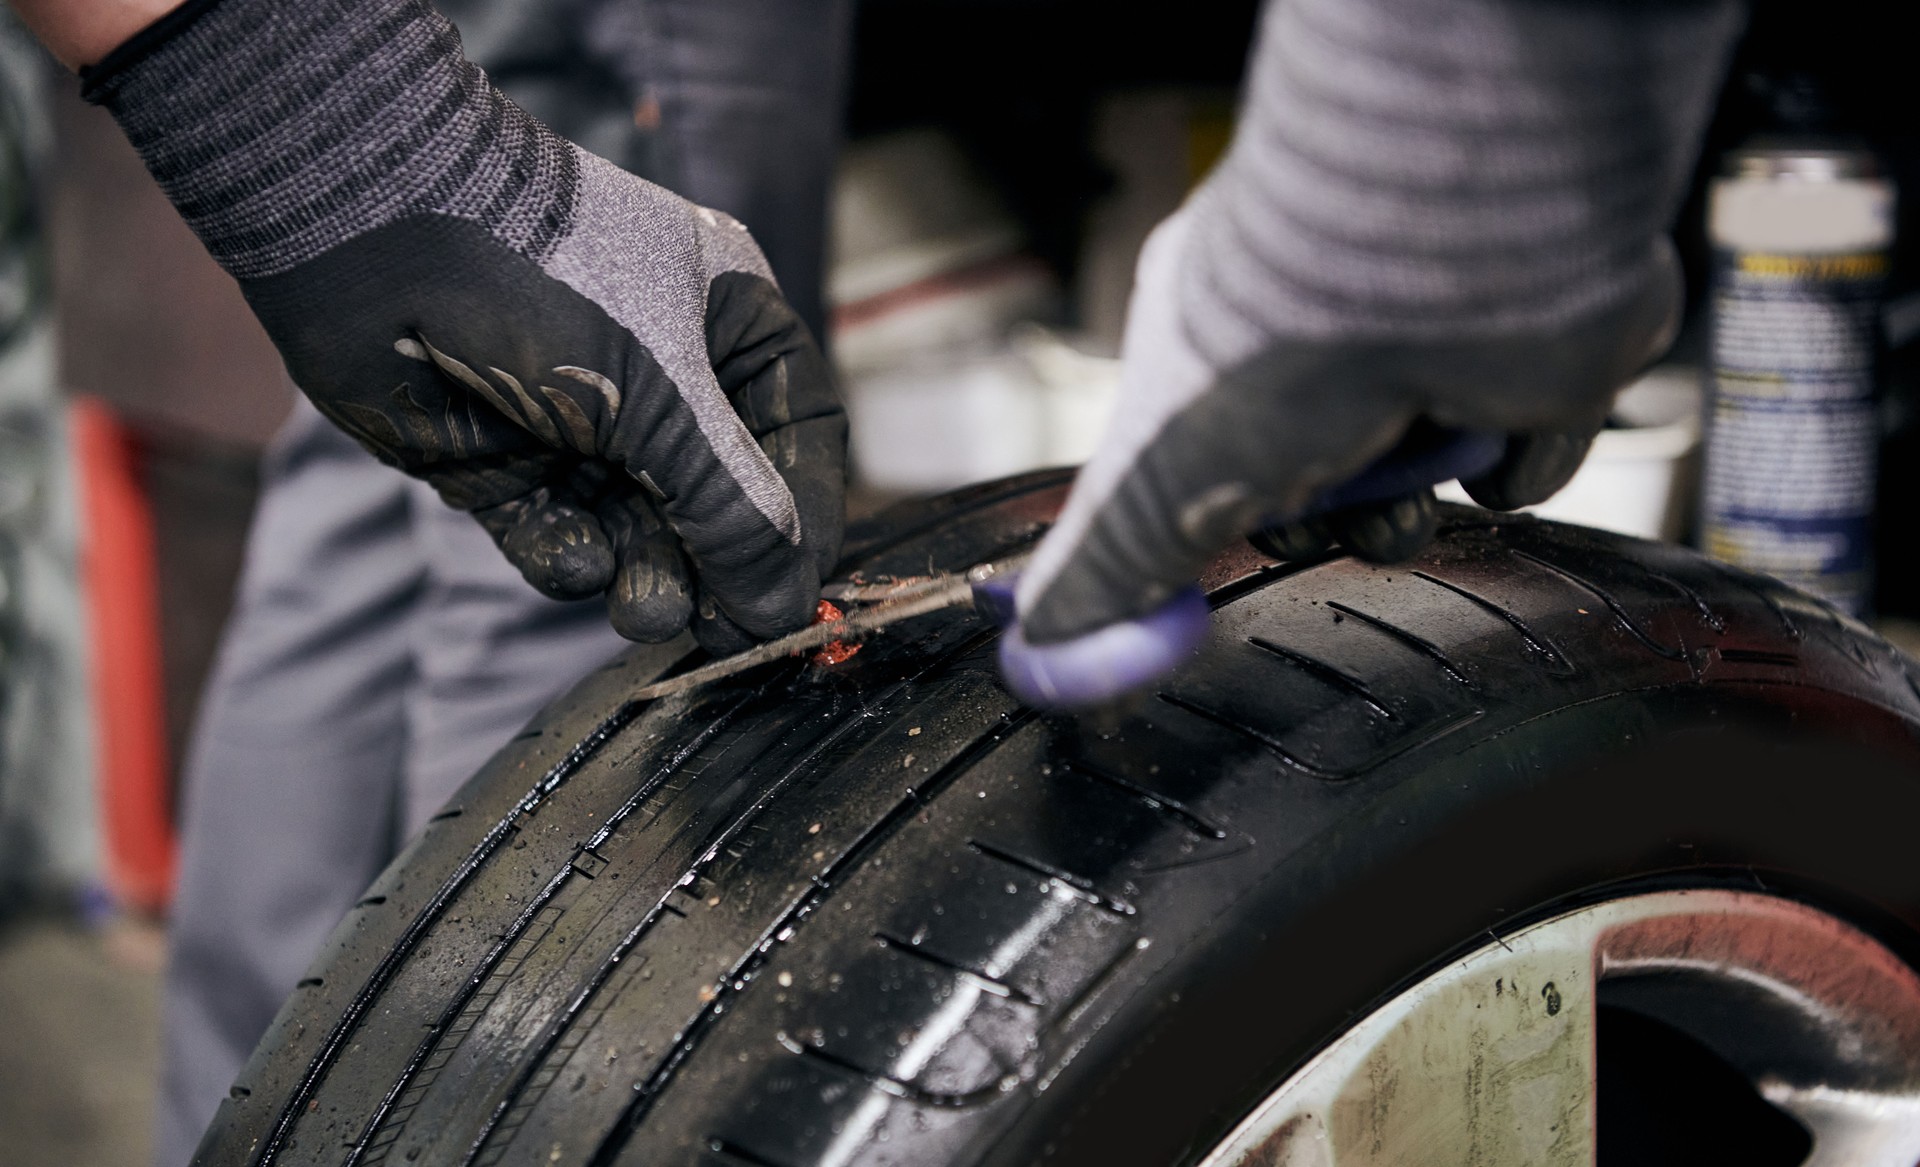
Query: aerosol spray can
1701 141 1894 617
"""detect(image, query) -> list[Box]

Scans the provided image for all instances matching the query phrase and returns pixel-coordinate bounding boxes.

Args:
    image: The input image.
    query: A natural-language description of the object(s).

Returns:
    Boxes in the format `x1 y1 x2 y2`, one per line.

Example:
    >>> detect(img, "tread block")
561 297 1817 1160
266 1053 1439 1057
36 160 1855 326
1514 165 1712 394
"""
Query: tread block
779 944 1036 1099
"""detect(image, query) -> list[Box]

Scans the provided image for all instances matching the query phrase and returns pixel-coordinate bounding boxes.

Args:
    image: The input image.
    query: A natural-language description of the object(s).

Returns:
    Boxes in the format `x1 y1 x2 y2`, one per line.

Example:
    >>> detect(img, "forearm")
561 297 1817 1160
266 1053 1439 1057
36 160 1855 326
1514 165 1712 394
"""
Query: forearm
64 0 841 647
1183 0 1746 364
8 0 181 68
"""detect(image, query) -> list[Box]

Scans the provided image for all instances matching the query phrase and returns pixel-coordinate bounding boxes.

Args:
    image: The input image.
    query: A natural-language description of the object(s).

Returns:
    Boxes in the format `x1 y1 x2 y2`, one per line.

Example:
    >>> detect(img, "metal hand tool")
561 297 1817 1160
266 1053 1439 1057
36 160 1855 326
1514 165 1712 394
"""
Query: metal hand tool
628 555 1027 703
996 428 1508 709
638 428 1505 708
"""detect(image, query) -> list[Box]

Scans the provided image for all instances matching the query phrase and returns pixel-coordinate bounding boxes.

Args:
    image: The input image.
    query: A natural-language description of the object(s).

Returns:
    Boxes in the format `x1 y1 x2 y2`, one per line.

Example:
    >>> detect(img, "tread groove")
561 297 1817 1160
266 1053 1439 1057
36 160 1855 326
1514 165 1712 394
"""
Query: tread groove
1204 556 1340 609
1705 562 1804 641
1245 636 1397 717
255 691 680 1166
1324 601 1479 686
704 1138 798 1167
1645 569 1727 632
968 841 1136 916
460 690 895 1167
874 932 1041 1005
1410 571 1574 675
338 695 764 1167
362 902 564 1165
1509 551 1688 661
840 472 1062 562
354 875 576 1163
1155 695 1485 782
782 1038 1018 1109
1153 693 1332 777
1050 938 1151 1032
582 707 1041 1167
1055 760 1228 840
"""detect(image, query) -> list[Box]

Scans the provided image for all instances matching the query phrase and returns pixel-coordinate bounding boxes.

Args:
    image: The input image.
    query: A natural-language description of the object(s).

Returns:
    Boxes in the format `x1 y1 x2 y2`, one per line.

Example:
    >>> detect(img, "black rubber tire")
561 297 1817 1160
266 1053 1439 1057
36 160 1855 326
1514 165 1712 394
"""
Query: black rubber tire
197 472 1920 1167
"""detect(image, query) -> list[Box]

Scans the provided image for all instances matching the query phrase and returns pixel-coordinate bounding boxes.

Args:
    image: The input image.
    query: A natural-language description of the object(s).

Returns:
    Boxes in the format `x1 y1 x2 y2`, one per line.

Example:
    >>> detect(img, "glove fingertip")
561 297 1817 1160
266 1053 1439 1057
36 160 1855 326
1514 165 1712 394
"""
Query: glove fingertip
1460 432 1594 511
607 568 694 643
1328 491 1437 565
707 556 822 641
1000 586 1209 710
692 598 759 658
499 510 616 599
601 511 695 642
1248 520 1334 562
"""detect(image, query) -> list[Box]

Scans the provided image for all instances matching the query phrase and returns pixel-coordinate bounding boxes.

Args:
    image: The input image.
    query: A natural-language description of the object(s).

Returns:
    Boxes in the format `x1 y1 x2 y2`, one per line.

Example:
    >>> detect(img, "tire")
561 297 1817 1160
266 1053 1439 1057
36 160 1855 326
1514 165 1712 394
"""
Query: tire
197 471 1920 1167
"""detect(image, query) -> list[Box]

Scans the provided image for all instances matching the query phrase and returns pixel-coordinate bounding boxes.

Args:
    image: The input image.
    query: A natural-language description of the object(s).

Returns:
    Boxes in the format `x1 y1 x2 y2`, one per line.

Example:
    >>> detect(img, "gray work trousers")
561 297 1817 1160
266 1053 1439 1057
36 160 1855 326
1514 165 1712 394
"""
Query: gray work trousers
153 401 631 1164
151 3 851 1160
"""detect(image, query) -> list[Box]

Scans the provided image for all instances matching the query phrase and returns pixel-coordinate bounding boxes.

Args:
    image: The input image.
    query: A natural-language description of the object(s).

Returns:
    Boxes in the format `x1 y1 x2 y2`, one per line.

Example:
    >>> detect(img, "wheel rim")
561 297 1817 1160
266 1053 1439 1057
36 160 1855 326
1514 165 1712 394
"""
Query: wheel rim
1194 889 1920 1167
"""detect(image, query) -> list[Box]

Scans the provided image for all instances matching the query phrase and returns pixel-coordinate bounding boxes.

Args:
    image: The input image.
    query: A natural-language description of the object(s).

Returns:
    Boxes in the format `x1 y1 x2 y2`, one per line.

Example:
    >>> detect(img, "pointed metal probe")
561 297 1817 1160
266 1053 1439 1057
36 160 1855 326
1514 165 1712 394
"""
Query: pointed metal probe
628 555 1028 703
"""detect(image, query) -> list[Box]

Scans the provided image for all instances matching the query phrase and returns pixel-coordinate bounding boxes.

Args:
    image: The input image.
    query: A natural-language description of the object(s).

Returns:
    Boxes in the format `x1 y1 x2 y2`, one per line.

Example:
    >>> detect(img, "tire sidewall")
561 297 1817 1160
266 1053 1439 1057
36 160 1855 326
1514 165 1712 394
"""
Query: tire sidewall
985 683 1920 1167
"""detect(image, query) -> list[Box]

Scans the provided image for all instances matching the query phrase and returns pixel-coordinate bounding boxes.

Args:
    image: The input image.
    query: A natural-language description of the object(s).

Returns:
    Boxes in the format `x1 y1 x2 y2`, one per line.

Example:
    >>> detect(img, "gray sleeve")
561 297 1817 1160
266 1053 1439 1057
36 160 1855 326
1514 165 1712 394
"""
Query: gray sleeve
434 0 656 177
576 0 852 342
1180 0 1746 367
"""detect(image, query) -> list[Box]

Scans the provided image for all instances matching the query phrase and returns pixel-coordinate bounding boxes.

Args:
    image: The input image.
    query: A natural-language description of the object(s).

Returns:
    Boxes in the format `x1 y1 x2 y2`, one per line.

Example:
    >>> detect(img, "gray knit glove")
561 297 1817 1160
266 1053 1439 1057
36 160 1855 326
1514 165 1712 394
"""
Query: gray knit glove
1015 0 1742 649
85 0 846 651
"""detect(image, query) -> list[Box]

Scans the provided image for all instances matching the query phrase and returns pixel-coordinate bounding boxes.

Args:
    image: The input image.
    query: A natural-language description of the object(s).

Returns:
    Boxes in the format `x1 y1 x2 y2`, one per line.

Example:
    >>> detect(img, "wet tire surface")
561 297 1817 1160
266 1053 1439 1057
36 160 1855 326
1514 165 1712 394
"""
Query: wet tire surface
198 472 1920 1167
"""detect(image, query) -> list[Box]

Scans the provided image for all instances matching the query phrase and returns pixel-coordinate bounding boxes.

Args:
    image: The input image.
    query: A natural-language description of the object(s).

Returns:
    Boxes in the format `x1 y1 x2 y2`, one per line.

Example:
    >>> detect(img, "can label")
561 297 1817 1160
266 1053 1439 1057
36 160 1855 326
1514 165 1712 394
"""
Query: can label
1703 243 1887 617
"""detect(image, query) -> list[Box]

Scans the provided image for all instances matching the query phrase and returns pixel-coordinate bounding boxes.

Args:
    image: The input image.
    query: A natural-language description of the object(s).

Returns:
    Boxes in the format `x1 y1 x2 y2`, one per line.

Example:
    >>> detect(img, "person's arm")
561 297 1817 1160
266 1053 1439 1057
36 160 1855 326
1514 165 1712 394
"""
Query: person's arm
1005 0 1745 705
12 0 846 654
8 0 176 68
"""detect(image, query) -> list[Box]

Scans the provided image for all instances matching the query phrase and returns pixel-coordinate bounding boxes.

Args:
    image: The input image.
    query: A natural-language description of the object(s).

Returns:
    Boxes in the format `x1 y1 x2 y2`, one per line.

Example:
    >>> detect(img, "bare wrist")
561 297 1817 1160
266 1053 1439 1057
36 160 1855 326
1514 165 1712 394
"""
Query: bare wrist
8 0 187 70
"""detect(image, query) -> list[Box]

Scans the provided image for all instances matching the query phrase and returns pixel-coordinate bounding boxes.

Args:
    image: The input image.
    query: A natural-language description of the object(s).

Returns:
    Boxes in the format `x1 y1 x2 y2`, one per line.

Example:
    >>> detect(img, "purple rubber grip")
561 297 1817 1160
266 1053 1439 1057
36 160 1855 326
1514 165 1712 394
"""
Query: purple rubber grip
1304 429 1505 518
994 430 1507 710
996 585 1210 710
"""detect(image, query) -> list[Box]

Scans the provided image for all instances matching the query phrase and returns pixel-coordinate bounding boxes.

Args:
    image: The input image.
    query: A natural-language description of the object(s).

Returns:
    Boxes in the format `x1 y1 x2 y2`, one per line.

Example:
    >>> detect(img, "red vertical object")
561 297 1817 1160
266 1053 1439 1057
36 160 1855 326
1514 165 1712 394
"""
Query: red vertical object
72 396 177 913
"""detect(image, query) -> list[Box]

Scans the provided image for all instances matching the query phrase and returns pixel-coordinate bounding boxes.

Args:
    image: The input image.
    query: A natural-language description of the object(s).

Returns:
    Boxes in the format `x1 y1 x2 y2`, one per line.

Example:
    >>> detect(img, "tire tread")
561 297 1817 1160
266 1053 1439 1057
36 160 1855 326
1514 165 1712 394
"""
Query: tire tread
197 495 1920 1167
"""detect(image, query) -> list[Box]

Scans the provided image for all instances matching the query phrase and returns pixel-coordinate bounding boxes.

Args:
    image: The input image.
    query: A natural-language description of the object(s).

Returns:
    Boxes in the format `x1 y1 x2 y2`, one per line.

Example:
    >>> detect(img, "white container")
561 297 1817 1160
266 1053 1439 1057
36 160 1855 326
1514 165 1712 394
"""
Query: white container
843 349 1049 493
832 259 1057 379
1438 365 1702 542
842 329 1125 494
1014 326 1121 467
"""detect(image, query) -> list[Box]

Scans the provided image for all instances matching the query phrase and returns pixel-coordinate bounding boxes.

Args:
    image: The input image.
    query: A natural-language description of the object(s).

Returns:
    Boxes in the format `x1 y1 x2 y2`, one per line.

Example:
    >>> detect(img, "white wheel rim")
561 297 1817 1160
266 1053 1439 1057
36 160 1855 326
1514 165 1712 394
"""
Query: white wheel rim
1195 889 1920 1167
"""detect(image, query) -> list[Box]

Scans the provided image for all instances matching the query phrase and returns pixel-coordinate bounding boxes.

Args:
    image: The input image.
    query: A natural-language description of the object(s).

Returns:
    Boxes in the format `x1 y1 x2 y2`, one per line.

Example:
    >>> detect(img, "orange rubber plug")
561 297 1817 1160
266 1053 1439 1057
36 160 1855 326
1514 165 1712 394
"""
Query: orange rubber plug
809 600 861 666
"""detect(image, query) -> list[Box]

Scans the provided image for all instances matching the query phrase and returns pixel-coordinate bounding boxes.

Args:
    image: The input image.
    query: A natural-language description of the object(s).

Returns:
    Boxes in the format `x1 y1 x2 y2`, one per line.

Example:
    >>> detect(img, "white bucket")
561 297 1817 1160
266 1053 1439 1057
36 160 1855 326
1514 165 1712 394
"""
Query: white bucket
842 327 1118 494
1437 364 1702 541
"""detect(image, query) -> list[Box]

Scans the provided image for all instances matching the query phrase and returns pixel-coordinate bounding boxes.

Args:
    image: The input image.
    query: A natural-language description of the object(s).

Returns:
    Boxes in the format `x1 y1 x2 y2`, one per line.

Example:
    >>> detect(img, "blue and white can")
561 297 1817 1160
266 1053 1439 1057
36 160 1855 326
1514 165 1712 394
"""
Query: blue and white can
1702 142 1893 617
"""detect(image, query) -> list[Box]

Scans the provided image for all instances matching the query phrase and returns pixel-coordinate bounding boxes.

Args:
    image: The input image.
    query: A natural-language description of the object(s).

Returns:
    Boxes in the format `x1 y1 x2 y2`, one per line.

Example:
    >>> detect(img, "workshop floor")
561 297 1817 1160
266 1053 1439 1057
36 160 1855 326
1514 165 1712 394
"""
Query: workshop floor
0 913 164 1167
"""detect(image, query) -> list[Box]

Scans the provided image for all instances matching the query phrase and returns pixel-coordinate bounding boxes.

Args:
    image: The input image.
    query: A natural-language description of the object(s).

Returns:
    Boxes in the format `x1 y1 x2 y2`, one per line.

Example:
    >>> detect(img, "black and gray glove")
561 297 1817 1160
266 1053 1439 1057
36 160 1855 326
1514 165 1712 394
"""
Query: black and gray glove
1014 0 1743 655
85 0 846 652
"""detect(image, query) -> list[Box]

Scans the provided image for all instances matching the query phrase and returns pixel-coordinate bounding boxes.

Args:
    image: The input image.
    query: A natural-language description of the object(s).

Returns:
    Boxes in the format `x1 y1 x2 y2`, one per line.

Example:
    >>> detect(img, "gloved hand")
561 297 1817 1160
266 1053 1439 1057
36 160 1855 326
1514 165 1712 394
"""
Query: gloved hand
1001 213 1677 708
1004 0 1742 708
85 0 845 653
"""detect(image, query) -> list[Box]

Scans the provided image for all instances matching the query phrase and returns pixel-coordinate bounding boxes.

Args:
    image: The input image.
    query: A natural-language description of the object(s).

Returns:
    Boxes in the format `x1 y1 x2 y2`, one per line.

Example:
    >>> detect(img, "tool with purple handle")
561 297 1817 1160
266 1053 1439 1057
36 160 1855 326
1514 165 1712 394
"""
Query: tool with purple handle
990 429 1508 709
626 431 1502 711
